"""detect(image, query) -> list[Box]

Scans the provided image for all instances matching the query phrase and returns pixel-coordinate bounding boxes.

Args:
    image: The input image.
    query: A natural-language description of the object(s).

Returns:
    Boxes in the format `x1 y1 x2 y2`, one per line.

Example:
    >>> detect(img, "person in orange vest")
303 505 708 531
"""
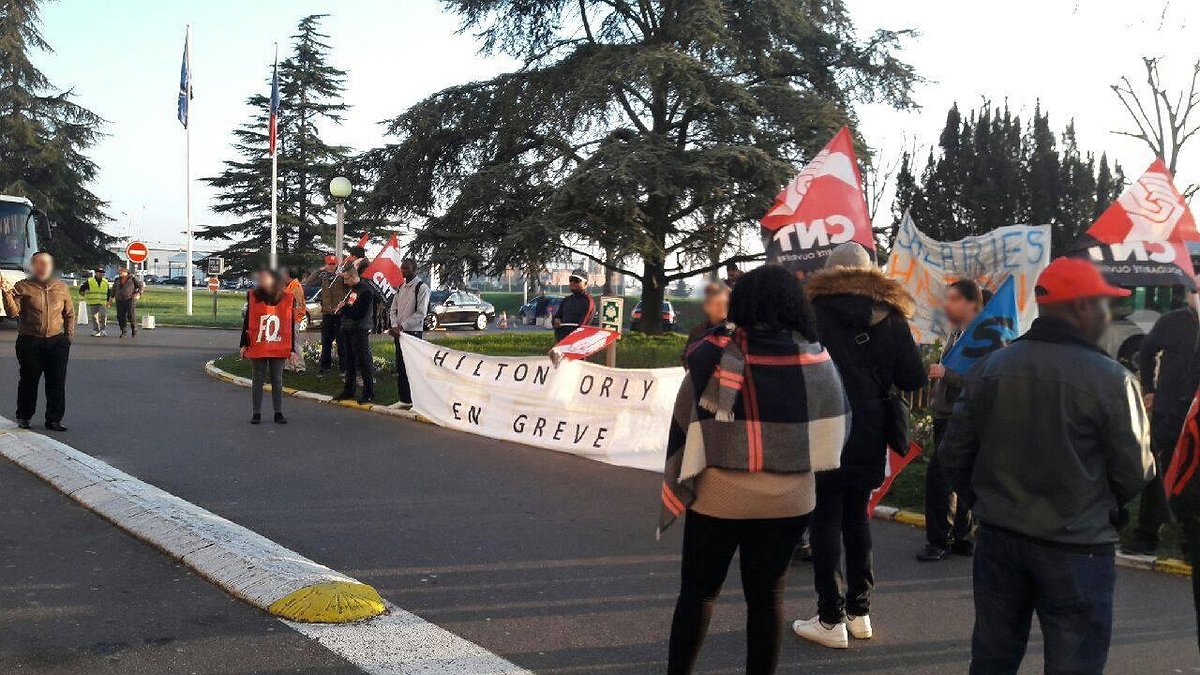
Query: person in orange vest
240 268 294 424
282 267 308 373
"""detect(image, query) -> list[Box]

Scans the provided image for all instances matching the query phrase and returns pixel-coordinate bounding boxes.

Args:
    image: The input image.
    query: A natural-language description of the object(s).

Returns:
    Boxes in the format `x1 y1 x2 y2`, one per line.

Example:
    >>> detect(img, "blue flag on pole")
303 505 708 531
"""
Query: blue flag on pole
177 29 191 128
942 276 1020 374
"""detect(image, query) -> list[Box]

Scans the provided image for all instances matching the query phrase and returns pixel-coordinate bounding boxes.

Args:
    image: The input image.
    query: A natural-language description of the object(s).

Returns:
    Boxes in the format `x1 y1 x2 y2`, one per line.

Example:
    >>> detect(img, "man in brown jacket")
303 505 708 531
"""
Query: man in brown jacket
0 251 75 431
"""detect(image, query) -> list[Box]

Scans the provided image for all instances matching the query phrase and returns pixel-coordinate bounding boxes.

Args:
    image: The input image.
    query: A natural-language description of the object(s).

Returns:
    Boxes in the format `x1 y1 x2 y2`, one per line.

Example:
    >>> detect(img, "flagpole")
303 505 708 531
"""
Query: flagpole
185 24 193 316
269 42 278 269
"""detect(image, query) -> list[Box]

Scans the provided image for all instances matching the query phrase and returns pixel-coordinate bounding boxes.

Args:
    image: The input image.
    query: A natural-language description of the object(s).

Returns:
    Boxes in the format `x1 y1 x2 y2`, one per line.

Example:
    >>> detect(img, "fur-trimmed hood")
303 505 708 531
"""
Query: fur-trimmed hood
805 267 916 324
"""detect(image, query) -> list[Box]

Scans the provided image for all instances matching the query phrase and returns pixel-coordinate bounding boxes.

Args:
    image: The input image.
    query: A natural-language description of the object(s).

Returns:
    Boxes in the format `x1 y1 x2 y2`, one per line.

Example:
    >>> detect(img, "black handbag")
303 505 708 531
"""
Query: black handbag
854 330 913 456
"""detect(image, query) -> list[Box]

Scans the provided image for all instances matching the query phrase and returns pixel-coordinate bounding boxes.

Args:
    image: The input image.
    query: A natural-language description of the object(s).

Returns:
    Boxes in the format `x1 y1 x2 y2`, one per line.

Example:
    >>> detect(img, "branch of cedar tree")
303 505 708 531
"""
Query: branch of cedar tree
665 253 766 281
557 242 645 279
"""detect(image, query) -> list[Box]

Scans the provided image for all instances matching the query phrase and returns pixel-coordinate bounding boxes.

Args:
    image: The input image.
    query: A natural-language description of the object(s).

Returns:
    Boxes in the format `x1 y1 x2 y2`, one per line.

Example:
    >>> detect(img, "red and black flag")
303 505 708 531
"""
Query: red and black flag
1071 159 1198 288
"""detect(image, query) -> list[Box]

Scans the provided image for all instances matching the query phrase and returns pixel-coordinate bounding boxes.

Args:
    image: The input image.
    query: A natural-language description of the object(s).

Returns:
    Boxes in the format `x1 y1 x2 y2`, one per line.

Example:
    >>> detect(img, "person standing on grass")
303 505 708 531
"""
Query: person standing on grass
388 258 430 409
918 279 987 562
80 267 109 337
662 264 850 675
282 267 307 373
109 267 144 338
1 251 75 431
552 273 594 341
333 259 377 405
1126 290 1200 555
794 241 926 649
240 268 293 425
305 255 346 376
941 257 1153 674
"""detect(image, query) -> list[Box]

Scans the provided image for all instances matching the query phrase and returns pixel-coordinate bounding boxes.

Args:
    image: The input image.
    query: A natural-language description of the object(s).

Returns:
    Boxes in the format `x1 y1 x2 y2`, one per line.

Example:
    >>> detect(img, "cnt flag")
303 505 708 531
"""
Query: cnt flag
177 29 192 128
761 126 874 273
549 326 621 367
1072 158 1199 288
941 276 1020 374
268 52 280 156
868 441 923 517
361 234 405 301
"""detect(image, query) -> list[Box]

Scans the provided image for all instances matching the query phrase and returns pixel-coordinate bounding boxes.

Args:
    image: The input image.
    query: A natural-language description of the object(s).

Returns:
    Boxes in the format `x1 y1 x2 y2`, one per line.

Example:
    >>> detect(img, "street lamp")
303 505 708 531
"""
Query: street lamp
330 176 352 268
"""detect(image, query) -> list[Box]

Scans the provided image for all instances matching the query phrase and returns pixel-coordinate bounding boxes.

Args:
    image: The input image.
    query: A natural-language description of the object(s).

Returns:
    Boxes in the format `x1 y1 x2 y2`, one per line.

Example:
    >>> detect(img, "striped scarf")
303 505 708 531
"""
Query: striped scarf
659 325 850 535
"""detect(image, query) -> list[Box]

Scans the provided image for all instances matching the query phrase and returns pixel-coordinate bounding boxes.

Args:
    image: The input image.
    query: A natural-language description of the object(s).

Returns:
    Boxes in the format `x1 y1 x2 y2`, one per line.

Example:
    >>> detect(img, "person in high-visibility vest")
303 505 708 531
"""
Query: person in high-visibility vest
80 268 110 337
282 267 307 373
240 268 294 424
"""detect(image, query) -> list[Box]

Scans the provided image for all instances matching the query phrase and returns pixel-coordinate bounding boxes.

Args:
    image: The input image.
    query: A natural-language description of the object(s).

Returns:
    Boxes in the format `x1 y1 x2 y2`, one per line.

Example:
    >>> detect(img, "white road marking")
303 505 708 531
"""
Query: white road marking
0 417 530 674
286 603 529 675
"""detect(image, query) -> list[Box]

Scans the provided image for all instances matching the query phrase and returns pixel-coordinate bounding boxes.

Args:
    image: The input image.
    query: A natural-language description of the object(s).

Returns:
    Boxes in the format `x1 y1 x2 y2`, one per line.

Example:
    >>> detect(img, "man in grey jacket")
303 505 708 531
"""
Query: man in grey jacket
941 257 1154 675
387 259 430 408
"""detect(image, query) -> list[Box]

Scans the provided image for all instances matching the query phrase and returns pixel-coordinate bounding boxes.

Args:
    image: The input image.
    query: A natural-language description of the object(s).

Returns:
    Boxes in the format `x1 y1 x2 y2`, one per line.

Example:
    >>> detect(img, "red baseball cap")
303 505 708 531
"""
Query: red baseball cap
324 255 336 265
1035 257 1130 304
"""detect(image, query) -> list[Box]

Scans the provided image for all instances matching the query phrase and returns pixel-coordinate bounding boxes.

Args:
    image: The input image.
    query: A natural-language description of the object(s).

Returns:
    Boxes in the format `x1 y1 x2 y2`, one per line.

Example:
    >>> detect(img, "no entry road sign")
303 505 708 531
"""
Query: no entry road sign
126 241 149 264
207 277 220 292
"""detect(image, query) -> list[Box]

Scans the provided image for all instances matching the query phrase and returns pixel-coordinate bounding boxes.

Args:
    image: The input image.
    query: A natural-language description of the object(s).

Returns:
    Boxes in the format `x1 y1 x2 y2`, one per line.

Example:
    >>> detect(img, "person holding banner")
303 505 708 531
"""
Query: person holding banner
239 268 293 425
918 280 985 562
388 258 430 408
552 273 595 341
941 257 1153 674
661 265 850 673
794 242 926 649
332 260 377 405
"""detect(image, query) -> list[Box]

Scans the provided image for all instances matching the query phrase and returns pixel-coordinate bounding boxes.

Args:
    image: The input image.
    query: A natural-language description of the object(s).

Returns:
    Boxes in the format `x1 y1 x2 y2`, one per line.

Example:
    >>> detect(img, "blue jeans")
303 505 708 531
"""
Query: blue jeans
971 525 1115 675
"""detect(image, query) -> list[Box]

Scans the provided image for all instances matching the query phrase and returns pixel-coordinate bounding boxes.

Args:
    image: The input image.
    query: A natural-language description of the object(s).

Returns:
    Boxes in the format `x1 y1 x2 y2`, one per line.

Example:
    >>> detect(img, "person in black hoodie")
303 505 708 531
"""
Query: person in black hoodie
793 242 927 649
332 259 378 404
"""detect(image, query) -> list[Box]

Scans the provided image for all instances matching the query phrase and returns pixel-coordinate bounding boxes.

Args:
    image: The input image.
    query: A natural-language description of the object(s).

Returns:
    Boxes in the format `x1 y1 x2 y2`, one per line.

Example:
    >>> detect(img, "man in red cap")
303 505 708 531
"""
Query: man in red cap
940 257 1154 674
304 255 347 375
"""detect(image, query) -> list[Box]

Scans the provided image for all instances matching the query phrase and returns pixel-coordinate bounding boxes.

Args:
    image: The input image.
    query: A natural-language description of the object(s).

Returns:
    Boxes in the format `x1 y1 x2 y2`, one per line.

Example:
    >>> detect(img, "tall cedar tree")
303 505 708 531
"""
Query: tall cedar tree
894 102 1125 257
363 0 919 333
0 0 112 269
199 15 350 274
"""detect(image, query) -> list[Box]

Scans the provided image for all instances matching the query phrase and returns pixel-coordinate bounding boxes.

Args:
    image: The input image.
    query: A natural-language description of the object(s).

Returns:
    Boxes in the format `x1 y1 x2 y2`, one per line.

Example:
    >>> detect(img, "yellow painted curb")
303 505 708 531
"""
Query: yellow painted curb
893 510 926 528
1155 557 1193 577
267 580 386 623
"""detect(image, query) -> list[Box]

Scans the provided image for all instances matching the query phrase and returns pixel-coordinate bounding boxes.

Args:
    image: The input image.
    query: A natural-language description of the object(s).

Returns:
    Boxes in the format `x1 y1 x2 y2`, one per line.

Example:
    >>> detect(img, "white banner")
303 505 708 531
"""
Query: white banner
399 334 684 471
886 214 1051 344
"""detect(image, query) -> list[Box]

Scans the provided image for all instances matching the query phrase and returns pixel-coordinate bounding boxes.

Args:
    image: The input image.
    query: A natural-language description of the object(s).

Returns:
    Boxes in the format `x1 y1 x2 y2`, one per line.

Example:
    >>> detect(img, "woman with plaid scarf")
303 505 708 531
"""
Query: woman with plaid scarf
663 265 851 675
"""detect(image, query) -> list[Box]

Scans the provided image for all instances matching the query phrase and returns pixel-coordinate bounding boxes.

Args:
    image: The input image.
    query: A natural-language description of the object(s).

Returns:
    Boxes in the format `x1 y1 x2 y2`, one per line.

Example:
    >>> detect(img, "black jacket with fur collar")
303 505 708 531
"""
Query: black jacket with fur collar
807 267 927 489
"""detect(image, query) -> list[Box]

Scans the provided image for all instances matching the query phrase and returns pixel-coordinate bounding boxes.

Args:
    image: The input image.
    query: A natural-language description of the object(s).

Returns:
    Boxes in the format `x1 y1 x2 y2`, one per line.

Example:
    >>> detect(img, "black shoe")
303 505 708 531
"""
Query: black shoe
251 414 261 425
357 395 374 405
16 418 30 429
332 391 355 401
917 544 948 562
274 413 287 424
950 540 975 557
1121 538 1158 556
44 421 67 432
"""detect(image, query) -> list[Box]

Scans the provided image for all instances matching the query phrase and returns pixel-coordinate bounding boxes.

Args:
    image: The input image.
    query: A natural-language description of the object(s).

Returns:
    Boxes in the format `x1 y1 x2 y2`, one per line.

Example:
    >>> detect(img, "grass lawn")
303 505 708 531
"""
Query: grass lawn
138 286 248 328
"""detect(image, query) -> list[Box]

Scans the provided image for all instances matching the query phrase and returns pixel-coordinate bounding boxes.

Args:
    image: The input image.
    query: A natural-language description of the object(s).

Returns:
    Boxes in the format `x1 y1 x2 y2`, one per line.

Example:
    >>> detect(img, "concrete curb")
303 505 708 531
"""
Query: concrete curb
0 419 386 623
204 359 435 425
871 505 1192 577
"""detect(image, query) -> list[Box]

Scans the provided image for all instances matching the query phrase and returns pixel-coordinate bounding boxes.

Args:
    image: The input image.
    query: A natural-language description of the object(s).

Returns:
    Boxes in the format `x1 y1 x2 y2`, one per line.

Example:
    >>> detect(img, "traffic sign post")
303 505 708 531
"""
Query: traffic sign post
206 257 224 276
126 241 149 269
599 296 624 368
208 276 220 320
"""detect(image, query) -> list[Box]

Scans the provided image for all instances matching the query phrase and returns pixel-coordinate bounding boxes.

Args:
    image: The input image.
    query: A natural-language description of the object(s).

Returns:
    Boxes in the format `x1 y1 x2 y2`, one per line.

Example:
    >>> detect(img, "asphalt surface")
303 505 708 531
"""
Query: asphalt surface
0 326 1197 674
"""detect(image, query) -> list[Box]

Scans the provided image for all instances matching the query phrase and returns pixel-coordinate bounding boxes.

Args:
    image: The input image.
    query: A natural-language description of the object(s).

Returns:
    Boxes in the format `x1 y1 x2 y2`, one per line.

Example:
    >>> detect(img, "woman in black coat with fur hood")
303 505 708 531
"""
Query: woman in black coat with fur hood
792 242 927 649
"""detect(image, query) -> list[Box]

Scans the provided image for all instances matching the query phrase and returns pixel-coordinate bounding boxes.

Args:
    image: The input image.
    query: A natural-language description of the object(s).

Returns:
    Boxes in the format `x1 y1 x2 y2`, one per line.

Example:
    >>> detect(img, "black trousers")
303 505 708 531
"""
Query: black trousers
811 479 874 623
394 331 422 404
341 329 373 397
115 299 137 334
971 526 1115 674
1132 418 1178 546
15 334 70 424
668 511 806 675
925 418 973 547
319 314 343 372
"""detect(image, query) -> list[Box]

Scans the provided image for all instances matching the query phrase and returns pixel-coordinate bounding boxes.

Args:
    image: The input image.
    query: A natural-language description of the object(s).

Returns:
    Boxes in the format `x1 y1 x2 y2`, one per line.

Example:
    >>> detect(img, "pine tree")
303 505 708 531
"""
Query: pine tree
198 14 350 274
0 0 112 269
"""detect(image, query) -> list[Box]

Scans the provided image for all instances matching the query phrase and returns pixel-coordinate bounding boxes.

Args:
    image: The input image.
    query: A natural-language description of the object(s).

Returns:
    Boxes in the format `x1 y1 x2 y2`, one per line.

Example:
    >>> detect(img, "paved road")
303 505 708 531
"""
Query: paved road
0 327 1196 674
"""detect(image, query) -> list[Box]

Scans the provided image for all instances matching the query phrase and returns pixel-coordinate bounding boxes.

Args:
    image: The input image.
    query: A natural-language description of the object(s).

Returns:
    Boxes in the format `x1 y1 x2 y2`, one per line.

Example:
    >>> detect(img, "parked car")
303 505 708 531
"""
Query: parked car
425 289 495 331
162 277 187 286
516 295 561 326
629 300 676 332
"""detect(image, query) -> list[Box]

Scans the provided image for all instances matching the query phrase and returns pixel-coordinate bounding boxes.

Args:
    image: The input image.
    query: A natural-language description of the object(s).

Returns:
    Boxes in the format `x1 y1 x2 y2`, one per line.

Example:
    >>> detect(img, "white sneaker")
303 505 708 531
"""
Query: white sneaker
91 330 102 337
847 614 872 639
792 615 848 649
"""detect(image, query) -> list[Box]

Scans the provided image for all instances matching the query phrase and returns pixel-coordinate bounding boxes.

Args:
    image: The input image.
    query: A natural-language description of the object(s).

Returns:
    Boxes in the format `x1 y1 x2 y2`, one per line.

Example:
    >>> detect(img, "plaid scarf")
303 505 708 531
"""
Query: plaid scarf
659 325 850 536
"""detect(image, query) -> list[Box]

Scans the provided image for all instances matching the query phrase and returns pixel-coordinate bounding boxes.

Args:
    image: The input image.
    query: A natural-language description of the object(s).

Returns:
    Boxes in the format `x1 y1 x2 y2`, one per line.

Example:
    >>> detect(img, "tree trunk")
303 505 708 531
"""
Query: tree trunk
639 256 667 335
603 246 616 296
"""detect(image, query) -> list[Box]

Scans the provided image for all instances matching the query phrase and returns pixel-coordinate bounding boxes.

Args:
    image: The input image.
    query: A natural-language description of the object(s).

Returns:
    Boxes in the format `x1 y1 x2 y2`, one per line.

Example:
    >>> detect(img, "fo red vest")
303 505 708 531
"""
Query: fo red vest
244 292 295 359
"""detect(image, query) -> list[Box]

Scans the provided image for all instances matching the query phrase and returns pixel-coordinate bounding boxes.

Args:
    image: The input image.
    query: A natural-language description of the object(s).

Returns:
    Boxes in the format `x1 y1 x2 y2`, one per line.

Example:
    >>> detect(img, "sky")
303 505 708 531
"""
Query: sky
27 0 1200 251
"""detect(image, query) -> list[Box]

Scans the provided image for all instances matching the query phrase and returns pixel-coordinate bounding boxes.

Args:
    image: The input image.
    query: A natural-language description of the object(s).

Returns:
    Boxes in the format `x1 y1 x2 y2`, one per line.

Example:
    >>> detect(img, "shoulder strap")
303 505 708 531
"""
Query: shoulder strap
852 323 893 398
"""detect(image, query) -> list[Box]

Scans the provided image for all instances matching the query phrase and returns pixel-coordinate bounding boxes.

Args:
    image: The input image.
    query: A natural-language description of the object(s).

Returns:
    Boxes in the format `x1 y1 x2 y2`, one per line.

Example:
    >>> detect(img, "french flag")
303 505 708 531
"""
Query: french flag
268 54 280 156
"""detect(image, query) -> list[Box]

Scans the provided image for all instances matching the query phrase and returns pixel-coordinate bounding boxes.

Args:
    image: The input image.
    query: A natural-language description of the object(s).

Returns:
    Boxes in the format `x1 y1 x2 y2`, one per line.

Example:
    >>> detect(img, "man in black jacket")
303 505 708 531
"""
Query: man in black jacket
941 257 1154 674
1128 299 1200 554
552 273 595 341
332 260 377 404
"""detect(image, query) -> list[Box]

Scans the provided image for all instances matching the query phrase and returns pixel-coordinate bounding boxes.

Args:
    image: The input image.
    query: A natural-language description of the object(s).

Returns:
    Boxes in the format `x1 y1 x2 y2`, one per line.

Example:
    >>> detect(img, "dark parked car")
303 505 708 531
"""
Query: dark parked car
516 295 561 326
630 300 676 332
425 289 495 331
